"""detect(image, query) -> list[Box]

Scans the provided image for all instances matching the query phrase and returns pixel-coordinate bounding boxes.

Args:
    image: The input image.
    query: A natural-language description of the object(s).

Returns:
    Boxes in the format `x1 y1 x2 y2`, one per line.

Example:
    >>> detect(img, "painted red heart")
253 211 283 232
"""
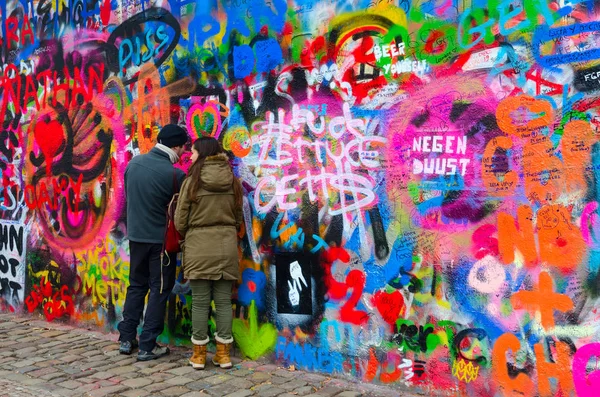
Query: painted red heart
100 0 111 25
372 290 404 325
34 119 65 173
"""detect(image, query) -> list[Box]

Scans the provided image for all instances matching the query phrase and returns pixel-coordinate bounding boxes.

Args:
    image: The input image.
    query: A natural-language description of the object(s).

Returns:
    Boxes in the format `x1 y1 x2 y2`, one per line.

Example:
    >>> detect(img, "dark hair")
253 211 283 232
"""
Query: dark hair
186 137 243 207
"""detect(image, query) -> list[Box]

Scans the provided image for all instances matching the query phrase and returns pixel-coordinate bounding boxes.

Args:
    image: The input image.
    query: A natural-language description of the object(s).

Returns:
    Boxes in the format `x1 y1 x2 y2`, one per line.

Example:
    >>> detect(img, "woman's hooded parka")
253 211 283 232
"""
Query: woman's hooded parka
174 153 242 280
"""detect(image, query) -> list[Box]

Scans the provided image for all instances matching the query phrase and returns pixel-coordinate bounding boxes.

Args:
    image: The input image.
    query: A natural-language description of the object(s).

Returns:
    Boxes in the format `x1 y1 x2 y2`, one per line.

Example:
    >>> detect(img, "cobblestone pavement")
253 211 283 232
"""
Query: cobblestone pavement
0 314 423 397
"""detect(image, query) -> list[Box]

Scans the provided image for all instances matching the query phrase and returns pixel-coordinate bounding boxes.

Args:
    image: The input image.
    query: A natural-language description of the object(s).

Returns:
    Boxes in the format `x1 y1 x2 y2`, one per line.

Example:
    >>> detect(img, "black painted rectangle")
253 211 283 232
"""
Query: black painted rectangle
275 253 312 315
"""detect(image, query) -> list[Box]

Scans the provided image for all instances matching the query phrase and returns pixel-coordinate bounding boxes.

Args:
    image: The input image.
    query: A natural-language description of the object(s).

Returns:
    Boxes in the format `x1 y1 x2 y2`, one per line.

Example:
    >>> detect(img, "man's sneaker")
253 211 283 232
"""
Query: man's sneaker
119 339 138 355
137 344 170 361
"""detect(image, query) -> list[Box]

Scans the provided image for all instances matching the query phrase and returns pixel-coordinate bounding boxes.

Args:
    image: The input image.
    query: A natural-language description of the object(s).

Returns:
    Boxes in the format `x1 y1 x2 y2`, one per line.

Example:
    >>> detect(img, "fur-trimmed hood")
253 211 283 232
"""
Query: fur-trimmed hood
204 153 230 163
200 152 233 192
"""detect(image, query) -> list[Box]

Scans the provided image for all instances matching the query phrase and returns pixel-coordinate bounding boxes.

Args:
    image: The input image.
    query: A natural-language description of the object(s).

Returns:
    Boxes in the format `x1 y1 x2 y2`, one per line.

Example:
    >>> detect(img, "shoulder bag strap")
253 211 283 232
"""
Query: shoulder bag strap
172 170 179 194
160 169 179 293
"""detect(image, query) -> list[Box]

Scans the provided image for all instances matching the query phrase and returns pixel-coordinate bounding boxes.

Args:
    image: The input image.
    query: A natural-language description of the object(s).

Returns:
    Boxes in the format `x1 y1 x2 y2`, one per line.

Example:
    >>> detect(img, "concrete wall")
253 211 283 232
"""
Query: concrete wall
0 0 599 395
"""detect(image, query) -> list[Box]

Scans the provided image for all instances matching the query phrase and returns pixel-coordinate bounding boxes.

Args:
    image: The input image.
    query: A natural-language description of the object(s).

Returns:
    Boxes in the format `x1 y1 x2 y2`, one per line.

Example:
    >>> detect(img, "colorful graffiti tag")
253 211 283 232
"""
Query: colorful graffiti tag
2 0 600 395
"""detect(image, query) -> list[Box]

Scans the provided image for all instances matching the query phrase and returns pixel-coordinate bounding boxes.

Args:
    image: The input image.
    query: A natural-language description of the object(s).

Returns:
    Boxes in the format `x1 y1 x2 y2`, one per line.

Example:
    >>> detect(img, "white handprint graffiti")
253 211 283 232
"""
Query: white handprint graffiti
288 260 308 307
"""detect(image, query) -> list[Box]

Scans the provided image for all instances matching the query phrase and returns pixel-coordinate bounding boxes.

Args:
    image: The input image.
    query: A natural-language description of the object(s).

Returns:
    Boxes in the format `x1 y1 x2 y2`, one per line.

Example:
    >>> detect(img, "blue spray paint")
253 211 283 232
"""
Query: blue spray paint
254 38 283 73
238 268 267 311
233 44 255 79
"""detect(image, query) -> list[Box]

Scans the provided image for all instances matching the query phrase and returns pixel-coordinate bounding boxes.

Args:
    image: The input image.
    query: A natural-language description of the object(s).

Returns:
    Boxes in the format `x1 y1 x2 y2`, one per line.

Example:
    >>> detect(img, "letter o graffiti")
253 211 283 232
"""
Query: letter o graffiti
467 255 506 293
573 343 600 397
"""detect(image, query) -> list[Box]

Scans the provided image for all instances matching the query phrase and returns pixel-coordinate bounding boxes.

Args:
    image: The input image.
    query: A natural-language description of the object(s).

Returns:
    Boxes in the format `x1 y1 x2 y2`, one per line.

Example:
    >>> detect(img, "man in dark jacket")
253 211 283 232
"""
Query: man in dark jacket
118 124 188 361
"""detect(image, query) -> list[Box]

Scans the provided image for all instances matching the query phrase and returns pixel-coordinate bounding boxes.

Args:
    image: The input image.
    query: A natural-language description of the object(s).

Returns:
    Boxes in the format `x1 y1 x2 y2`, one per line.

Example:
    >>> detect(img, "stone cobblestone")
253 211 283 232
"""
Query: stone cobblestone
15 366 40 374
56 379 84 389
121 377 154 388
252 384 287 397
165 376 195 386
161 386 193 396
0 314 424 397
201 383 239 396
120 389 151 397
223 391 254 397
280 379 309 390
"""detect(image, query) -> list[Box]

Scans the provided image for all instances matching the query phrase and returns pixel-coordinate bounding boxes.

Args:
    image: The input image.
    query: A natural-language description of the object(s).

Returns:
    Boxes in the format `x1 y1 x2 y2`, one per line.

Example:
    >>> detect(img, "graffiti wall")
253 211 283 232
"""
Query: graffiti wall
2 0 600 395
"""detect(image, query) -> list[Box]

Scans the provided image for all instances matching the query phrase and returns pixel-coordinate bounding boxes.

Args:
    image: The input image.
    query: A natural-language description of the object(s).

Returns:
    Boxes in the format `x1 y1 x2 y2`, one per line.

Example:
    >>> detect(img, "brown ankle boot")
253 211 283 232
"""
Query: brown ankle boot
212 341 232 368
189 344 207 369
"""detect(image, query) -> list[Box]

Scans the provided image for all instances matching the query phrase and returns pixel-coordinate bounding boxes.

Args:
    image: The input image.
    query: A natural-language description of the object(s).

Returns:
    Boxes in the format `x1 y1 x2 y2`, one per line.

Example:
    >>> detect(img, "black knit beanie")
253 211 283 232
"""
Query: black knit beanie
157 124 189 148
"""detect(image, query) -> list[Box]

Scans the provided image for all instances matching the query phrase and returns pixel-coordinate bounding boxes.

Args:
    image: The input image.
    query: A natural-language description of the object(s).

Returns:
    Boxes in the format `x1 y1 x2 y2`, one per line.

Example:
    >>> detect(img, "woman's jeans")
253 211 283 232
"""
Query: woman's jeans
190 279 234 344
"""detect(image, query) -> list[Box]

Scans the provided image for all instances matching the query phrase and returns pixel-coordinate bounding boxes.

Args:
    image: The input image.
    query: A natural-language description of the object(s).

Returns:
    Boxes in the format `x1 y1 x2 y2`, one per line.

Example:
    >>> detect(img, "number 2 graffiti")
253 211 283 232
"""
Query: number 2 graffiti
323 247 369 325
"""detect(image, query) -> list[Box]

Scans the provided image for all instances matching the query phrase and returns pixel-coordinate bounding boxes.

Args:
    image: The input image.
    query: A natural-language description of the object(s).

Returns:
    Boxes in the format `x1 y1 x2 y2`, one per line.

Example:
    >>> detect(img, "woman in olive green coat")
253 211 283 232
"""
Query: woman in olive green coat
174 137 243 370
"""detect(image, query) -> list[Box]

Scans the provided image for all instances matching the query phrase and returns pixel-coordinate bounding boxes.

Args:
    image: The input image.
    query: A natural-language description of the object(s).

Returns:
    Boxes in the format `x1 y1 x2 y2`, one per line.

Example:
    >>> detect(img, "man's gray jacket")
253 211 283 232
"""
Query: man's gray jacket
125 147 186 244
